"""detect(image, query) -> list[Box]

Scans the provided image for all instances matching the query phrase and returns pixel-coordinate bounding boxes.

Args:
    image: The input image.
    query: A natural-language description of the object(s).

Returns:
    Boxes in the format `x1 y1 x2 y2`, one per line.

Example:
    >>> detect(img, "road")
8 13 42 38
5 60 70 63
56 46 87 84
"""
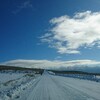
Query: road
26 71 100 100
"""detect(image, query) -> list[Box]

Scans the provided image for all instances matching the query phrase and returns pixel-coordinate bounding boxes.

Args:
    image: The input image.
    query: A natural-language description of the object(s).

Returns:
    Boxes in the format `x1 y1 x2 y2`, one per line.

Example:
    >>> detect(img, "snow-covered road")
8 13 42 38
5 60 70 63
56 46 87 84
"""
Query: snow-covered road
2 71 99 100
27 72 100 100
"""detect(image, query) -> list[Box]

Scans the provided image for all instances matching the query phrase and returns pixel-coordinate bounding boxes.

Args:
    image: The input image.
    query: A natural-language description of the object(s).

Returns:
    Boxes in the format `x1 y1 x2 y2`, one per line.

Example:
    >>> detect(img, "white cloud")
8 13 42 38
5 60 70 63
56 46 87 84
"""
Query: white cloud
1 59 100 70
12 0 33 14
41 11 100 54
55 56 62 60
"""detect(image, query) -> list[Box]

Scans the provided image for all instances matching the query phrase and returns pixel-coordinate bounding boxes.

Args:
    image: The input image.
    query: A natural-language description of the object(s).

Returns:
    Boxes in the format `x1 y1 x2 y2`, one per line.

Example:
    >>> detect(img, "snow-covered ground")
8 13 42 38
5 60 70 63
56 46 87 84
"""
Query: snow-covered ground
0 73 25 83
56 73 100 82
0 71 100 100
0 71 41 100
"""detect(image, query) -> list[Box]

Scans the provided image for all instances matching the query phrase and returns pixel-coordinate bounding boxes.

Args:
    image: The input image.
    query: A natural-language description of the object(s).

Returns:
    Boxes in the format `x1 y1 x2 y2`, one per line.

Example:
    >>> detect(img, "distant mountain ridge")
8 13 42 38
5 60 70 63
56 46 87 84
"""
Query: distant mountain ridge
0 64 100 74
1 59 100 73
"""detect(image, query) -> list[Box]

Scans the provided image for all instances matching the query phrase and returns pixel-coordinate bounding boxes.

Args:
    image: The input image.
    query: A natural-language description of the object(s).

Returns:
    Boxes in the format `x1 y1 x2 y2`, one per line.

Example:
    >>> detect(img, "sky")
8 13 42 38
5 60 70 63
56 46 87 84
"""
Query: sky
1 0 100 68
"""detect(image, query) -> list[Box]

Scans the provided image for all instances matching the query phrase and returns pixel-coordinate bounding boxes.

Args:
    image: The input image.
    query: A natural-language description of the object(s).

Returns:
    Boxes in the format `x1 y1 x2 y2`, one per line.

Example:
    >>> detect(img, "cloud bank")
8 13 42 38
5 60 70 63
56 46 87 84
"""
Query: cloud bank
2 59 100 70
41 11 100 54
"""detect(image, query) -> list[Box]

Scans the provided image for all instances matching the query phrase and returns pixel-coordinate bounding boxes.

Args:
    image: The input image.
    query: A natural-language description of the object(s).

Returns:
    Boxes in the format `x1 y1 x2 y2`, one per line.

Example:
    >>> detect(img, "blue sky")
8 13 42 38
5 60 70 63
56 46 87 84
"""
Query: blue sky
1 0 100 63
